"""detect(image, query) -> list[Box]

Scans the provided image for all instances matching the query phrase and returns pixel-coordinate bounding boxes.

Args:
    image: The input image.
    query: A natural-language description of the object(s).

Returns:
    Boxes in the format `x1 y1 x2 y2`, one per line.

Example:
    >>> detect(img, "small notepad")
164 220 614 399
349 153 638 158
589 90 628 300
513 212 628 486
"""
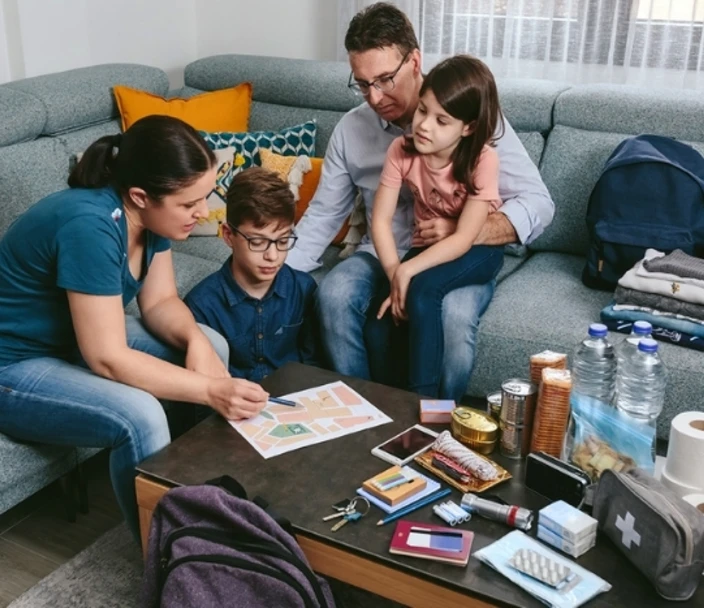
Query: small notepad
357 471 441 514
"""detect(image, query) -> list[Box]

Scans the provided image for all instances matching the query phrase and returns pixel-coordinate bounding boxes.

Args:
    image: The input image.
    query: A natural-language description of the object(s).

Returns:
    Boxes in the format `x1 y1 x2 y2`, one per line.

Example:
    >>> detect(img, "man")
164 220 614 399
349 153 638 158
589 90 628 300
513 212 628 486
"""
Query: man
287 2 554 400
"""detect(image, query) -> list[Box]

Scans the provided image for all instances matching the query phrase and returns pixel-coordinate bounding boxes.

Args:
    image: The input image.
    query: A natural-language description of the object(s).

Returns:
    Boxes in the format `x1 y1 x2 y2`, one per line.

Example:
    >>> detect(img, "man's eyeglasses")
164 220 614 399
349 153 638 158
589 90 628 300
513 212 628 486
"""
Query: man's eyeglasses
228 224 298 252
348 51 410 97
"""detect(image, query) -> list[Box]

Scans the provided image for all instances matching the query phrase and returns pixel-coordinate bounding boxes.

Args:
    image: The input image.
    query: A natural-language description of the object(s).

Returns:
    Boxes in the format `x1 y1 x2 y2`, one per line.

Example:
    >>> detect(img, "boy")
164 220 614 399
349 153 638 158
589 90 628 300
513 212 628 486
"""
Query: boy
185 167 320 380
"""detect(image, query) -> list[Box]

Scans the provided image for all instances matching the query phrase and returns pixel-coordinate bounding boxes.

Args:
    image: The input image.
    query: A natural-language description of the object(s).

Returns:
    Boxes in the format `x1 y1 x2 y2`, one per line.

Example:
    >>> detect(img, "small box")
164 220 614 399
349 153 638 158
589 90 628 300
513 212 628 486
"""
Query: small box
420 399 456 424
537 524 596 558
362 465 427 506
539 500 598 544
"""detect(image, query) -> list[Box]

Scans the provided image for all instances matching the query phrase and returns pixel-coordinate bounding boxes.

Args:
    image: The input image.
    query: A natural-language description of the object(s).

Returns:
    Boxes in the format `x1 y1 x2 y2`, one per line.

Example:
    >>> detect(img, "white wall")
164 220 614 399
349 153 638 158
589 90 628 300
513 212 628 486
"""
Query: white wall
0 0 197 86
0 0 337 86
195 0 337 62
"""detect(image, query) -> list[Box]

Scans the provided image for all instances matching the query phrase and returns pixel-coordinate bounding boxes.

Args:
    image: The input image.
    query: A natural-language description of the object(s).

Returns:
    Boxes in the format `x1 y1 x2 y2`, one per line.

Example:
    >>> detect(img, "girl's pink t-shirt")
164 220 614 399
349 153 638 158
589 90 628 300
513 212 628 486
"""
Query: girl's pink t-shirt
379 136 501 225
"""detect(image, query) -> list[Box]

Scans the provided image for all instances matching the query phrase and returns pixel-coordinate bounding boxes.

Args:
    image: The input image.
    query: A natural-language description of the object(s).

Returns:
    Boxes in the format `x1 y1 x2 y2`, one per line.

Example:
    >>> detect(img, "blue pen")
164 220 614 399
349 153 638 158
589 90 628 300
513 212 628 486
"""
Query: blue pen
268 396 298 407
375 487 452 526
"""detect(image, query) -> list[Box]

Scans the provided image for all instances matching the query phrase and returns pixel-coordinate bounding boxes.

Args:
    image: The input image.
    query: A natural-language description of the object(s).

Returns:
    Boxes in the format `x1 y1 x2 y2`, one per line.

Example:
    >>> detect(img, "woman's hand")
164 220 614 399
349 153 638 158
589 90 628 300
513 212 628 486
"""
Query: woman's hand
185 334 230 379
207 378 269 420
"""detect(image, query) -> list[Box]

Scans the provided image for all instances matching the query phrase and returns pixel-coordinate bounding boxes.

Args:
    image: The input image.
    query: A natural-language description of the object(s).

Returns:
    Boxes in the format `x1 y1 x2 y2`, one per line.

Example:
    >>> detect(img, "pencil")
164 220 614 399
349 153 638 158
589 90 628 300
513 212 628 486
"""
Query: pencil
268 396 298 407
376 487 452 526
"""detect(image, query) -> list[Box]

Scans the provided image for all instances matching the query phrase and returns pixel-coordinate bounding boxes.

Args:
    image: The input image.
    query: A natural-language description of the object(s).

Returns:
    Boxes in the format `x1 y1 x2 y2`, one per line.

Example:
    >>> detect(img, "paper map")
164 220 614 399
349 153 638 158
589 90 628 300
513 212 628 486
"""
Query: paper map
230 381 392 459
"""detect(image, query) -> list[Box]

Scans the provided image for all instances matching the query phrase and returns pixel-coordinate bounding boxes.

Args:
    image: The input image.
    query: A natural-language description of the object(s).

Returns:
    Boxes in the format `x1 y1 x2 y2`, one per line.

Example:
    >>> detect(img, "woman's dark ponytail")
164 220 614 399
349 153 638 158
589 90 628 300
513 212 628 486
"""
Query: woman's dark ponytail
66 116 215 198
67 133 121 189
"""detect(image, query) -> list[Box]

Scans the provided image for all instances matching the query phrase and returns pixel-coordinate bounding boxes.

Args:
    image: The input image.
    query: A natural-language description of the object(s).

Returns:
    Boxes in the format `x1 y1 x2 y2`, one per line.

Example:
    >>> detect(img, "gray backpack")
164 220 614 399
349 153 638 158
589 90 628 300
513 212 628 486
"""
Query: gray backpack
141 476 336 608
593 468 704 601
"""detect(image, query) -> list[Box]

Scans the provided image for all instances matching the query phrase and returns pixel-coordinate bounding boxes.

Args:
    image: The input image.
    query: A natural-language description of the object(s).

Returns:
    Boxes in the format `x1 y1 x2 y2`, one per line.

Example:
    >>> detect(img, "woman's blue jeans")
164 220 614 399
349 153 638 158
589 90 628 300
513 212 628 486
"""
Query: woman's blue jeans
0 316 228 541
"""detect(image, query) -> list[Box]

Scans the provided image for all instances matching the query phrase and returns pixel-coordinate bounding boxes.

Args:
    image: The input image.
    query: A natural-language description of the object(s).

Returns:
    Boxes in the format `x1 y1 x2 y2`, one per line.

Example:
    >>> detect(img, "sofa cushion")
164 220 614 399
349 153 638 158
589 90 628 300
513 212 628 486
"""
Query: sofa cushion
555 84 704 143
113 84 252 132
185 55 361 113
497 79 570 134
171 236 231 264
516 132 544 168
0 87 46 146
0 438 79 514
468 252 703 439
0 138 71 237
6 64 169 136
58 120 122 159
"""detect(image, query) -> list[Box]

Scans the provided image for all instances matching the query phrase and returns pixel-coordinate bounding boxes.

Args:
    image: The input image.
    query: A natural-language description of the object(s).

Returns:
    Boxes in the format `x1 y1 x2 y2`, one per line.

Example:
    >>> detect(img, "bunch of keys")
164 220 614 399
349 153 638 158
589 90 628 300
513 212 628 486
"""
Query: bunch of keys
322 496 370 532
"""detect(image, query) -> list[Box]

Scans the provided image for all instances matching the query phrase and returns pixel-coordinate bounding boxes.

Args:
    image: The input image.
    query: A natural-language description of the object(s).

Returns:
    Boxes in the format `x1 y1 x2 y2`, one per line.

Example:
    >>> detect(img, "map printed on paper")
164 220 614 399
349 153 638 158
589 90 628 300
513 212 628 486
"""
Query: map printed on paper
230 381 392 459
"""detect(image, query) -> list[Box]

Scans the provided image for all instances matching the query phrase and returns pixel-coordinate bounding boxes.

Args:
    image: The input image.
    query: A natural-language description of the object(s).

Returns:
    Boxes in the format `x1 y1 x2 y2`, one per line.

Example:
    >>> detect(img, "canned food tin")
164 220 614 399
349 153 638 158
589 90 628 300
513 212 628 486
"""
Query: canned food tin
486 391 502 422
500 378 538 426
499 420 531 459
451 407 499 443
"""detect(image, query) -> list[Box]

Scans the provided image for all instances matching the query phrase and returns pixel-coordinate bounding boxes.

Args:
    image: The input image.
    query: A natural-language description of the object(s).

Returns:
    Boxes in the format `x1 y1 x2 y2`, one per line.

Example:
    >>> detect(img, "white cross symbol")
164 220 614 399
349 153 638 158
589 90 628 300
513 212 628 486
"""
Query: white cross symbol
615 511 641 550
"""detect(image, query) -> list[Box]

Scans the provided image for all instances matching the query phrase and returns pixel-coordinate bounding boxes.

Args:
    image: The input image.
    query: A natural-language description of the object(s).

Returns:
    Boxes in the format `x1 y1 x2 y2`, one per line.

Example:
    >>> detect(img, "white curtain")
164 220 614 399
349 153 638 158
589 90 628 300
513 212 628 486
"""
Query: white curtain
419 0 704 88
337 1 422 60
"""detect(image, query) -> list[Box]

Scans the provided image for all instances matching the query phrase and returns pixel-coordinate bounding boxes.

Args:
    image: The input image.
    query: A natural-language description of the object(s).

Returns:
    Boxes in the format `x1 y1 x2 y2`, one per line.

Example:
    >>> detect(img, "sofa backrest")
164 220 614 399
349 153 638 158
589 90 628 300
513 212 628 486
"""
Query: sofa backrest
0 64 168 238
532 85 704 255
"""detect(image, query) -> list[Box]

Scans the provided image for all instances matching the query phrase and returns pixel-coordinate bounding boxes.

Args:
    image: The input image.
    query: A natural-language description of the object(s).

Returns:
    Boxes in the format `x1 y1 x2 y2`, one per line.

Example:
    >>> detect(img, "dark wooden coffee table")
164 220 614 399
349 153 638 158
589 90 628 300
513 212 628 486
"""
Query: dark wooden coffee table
135 362 703 608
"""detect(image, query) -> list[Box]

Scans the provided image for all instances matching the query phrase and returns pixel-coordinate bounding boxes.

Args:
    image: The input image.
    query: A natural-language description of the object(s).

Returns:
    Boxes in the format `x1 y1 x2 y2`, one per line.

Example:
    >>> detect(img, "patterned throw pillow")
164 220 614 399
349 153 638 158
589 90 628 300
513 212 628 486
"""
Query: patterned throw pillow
191 147 246 237
199 121 317 168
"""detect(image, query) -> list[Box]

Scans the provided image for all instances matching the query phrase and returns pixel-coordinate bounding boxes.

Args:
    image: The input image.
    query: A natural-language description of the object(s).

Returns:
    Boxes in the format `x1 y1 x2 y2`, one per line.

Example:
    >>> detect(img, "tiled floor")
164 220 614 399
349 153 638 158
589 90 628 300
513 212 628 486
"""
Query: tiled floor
0 454 122 607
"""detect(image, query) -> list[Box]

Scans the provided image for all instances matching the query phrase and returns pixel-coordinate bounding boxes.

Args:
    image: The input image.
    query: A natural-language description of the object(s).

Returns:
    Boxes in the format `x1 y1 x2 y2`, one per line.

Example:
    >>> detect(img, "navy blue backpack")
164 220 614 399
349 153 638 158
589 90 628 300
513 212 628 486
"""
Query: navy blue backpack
583 134 704 290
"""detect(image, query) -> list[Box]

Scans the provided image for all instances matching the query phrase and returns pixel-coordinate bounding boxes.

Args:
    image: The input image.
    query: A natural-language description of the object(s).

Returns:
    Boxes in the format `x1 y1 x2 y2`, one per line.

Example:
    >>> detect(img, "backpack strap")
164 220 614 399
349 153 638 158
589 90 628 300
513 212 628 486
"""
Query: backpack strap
205 475 248 500
205 475 295 537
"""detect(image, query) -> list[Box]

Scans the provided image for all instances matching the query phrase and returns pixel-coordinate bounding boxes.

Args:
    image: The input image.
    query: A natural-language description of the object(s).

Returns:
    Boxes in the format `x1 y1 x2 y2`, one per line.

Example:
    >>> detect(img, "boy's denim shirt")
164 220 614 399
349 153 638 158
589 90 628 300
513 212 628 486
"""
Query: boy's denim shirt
185 258 320 380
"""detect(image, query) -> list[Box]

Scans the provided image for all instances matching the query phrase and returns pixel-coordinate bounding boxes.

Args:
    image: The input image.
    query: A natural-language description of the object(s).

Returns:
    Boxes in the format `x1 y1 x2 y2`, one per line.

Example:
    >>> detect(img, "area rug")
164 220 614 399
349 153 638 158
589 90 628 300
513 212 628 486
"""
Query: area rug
8 523 142 608
8 523 403 608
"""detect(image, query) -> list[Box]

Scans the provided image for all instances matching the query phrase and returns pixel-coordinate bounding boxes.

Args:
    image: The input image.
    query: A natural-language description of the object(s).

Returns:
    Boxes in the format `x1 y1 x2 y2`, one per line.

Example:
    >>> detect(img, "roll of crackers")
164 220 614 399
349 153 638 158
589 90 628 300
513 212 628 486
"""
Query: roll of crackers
530 351 567 388
530 368 572 458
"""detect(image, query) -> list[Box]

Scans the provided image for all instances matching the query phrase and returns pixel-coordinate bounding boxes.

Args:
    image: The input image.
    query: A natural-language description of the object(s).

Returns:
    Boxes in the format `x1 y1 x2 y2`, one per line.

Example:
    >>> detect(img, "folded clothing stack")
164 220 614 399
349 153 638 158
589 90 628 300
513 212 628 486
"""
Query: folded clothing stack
601 248 704 351
537 501 598 558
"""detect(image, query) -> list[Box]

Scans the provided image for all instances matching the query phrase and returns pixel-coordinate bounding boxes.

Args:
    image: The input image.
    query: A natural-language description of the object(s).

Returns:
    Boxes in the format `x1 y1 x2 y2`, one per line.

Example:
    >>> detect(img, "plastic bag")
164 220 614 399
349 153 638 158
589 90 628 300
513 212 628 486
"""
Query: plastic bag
562 394 655 482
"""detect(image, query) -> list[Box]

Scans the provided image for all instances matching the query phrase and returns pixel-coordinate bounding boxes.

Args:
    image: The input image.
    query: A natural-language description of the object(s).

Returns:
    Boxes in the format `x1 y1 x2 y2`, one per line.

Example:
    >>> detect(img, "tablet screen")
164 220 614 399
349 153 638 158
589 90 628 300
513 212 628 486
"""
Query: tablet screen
376 427 436 460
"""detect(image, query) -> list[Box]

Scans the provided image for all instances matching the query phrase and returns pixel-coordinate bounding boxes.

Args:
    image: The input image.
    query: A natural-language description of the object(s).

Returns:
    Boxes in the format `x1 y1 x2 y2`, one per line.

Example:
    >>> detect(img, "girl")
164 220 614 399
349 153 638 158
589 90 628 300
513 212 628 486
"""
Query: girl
0 116 269 541
370 55 505 398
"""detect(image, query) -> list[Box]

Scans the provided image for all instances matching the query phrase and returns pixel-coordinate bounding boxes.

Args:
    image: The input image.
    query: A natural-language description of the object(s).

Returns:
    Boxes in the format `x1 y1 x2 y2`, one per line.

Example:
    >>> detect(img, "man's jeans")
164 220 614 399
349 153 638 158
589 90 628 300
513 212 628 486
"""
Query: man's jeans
0 317 228 542
316 252 496 401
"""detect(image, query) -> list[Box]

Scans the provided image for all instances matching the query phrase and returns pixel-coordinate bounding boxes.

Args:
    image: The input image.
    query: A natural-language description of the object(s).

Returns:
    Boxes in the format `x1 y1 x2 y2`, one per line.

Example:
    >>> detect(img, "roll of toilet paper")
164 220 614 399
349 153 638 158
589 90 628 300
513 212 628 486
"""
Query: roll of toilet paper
661 466 702 499
665 412 704 490
682 494 704 514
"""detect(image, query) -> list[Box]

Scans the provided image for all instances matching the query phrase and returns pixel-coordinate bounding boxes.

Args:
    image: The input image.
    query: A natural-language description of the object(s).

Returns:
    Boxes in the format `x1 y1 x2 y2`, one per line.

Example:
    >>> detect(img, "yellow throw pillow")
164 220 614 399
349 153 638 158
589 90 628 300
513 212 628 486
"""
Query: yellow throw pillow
260 152 351 245
113 84 252 132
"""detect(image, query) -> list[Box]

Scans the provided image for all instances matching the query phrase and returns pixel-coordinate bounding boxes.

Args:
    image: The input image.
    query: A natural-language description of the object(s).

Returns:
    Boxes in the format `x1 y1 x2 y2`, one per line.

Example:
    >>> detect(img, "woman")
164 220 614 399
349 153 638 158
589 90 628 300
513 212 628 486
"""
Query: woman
0 115 269 541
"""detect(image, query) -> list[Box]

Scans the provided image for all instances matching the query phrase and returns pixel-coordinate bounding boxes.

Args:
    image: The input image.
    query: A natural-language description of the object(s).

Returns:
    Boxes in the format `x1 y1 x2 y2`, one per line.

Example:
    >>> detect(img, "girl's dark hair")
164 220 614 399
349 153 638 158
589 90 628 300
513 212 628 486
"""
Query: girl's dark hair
344 2 419 56
404 55 504 195
68 115 216 200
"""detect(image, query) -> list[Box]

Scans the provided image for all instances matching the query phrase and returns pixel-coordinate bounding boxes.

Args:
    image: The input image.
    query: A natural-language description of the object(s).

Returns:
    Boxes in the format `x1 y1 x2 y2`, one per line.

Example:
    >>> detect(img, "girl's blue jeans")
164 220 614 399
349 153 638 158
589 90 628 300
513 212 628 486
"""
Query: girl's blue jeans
0 316 228 541
366 245 504 398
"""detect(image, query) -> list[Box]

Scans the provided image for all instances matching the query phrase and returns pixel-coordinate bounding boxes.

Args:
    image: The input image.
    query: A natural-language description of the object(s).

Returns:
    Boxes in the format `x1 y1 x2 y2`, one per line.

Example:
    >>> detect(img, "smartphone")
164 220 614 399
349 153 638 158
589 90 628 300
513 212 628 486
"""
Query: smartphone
371 424 439 466
525 452 592 507
407 527 464 552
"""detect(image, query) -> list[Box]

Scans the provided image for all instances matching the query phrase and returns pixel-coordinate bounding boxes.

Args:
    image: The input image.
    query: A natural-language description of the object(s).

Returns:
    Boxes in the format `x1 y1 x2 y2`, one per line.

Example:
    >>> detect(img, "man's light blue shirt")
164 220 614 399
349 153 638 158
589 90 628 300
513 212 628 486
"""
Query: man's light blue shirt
287 102 555 272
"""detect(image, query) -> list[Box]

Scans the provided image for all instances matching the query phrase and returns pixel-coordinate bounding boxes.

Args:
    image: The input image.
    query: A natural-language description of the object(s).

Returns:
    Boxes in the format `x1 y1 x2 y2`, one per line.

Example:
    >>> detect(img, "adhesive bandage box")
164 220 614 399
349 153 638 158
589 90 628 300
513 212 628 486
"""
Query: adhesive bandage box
539 501 598 544
420 399 456 424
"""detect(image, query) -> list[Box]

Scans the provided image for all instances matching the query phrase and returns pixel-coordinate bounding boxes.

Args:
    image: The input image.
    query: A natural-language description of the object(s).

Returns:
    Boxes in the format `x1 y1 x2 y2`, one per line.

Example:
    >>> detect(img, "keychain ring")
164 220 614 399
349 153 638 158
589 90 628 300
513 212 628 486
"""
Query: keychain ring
349 496 370 516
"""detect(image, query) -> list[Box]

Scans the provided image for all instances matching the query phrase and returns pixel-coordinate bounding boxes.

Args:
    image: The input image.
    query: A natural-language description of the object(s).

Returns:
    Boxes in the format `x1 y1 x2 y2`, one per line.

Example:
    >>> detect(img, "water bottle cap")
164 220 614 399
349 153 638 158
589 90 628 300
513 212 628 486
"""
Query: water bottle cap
588 323 608 338
638 338 658 353
633 321 652 335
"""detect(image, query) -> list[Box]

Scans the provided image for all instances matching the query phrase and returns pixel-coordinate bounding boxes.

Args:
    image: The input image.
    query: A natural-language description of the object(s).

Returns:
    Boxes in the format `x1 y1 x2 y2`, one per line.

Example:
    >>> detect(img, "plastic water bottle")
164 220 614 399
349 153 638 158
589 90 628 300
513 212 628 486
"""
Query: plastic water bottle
571 323 617 405
615 321 653 367
615 338 667 423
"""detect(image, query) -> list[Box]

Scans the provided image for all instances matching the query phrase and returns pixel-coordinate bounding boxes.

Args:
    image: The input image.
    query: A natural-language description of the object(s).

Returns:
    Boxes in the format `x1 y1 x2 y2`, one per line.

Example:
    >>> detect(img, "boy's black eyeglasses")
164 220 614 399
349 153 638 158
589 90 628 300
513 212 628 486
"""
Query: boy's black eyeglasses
228 224 298 252
348 51 410 96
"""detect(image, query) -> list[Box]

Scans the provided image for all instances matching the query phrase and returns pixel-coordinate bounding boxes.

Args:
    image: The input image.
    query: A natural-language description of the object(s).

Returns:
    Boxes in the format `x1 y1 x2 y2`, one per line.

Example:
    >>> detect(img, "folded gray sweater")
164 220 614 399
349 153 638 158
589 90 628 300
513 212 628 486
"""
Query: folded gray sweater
642 249 704 281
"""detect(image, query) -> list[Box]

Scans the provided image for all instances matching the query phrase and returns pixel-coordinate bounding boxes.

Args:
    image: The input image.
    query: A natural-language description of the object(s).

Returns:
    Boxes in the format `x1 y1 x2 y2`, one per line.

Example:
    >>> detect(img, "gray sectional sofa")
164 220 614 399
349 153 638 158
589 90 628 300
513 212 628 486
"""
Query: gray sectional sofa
1 54 702 516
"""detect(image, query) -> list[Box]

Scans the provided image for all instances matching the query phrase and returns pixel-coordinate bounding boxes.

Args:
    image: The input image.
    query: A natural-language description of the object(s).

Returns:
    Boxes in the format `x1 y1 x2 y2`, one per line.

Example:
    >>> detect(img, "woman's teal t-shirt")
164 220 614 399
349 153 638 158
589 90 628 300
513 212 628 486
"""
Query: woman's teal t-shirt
0 187 170 365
